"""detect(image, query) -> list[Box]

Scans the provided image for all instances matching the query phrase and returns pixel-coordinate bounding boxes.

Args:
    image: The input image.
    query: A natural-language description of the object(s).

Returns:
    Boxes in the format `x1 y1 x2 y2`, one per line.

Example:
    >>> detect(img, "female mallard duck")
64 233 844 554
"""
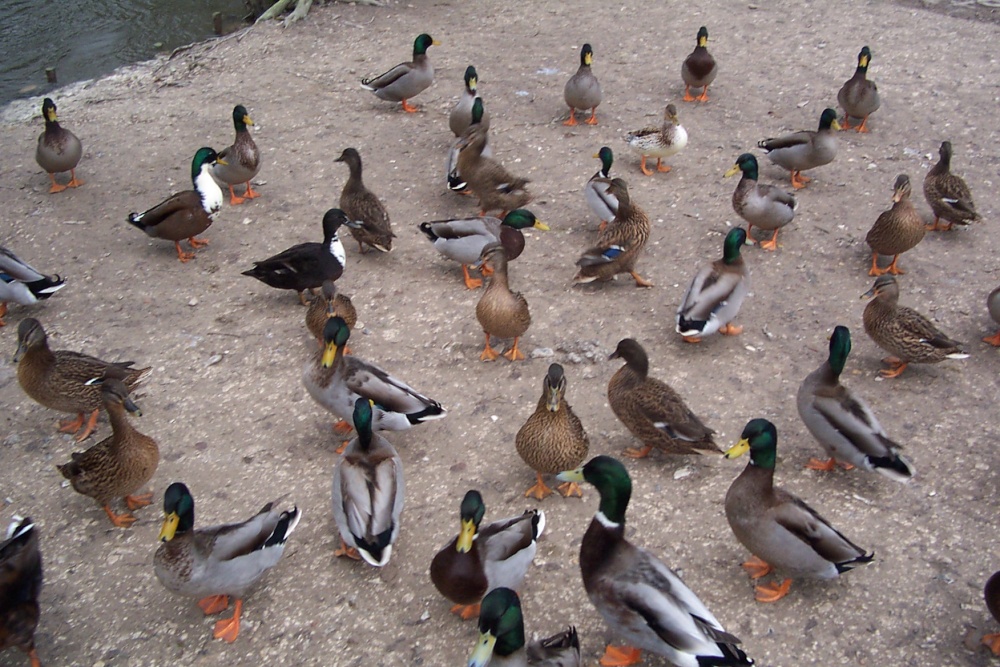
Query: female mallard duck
584 147 617 230
127 147 226 263
475 243 530 362
56 378 159 528
154 482 300 643
336 148 394 253
681 26 717 102
796 325 915 481
469 588 581 667
212 104 260 205
0 516 42 667
451 66 490 137
865 174 924 276
625 104 688 176
838 46 880 133
724 153 797 251
457 123 533 216
861 275 968 378
758 108 840 189
332 398 404 567
242 208 359 305
429 490 544 621
447 97 494 194
0 246 65 326
305 279 357 348
724 418 874 603
983 285 1000 346
14 318 151 442
607 338 718 459
35 97 83 193
361 33 439 113
557 456 753 666
515 363 589 500
563 43 602 126
923 141 980 231
420 209 547 290
676 227 750 341
574 178 653 287
985 570 1000 655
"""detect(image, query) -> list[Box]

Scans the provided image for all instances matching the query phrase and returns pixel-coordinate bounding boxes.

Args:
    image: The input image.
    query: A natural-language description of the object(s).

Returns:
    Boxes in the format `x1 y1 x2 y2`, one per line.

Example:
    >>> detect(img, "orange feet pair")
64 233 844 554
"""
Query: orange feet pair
806 457 855 472
228 182 261 206
639 156 672 177
789 171 812 189
58 409 100 442
741 556 793 602
600 645 642 666
449 603 480 620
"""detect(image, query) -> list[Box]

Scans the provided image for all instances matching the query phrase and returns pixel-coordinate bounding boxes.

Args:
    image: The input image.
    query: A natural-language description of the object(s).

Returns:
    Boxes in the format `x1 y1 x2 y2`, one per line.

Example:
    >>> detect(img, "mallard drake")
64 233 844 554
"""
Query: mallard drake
447 97 494 194
681 27 717 102
758 108 840 189
985 570 1000 655
625 104 688 176
14 318 151 442
56 378 158 527
361 33 439 112
557 456 753 666
724 418 874 603
35 97 83 193
154 482 301 643
429 490 544 621
336 148 394 253
796 325 915 481
332 398 404 567
127 147 226 262
0 246 65 326
563 44 602 126
865 174 924 276
457 123 533 216
724 153 797 251
861 275 968 378
451 66 490 137
676 227 750 341
584 147 617 230
469 588 581 667
212 104 260 205
419 209 547 290
607 338 718 459
837 46 880 133
983 285 1000 346
475 243 530 362
242 208 359 305
923 141 980 231
515 363 589 499
0 516 43 667
305 279 357 348
573 178 653 287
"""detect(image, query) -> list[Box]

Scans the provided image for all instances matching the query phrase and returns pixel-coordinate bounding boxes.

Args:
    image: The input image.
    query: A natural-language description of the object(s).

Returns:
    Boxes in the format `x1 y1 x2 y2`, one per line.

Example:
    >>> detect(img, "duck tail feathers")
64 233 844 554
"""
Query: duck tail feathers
263 506 301 548
869 453 915 483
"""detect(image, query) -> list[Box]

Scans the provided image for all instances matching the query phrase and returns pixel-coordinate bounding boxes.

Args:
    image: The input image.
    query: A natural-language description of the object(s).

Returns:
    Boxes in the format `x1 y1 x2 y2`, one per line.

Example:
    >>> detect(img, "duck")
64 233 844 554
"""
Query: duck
675 227 750 341
212 104 261 205
923 141 980 231
515 363 589 500
305 279 357 348
607 338 718 459
457 123 533 216
451 66 490 137
983 285 1000 346
447 96 494 194
419 209 547 290
154 482 301 643
475 243 530 362
573 178 653 287
127 147 226 262
429 489 544 621
758 108 840 189
468 588 581 667
14 318 151 442
681 26 717 102
584 147 617 230
0 516 43 667
35 97 83 193
796 325 915 481
625 104 688 176
332 398 404 567
865 174 925 276
0 246 66 326
361 33 439 112
837 46 880 133
724 153 797 251
336 148 394 253
56 378 159 528
724 418 874 603
861 275 968 378
557 456 753 666
985 570 1000 656
242 208 359 305
563 43 602 126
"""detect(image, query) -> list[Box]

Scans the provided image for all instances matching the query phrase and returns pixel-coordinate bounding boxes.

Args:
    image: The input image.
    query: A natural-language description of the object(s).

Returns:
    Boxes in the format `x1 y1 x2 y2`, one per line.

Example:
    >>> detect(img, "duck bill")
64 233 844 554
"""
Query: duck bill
724 164 740 178
724 438 750 459
321 341 339 368
467 632 497 667
830 118 843 131
215 157 229 166
456 518 477 553
243 115 254 126
124 397 143 416
158 512 180 542
556 466 585 483
533 220 550 231
12 341 28 363
860 286 878 300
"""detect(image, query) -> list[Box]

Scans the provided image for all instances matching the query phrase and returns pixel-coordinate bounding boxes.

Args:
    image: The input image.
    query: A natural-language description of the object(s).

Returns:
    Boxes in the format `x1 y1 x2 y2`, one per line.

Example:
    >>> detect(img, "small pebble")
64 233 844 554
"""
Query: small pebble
188 297 198 307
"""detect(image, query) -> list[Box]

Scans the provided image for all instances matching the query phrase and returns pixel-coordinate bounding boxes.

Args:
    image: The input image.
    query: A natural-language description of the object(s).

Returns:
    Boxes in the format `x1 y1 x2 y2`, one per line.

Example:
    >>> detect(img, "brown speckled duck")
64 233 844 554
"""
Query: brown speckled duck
475 243 530 362
563 43 602 126
574 178 652 287
35 97 83 193
361 33 439 113
305 280 357 348
0 516 43 667
865 174 924 276
681 27 717 102
56 378 159 528
923 141 980 231
456 123 532 217
212 105 261 205
336 148 394 253
838 46 880 133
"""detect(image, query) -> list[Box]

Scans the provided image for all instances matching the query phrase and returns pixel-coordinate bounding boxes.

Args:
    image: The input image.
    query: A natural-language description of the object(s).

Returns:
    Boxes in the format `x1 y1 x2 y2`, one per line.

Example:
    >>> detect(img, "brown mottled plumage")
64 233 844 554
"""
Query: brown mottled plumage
456 124 532 216
923 141 980 231
305 280 357 348
35 97 83 193
336 148 394 253
574 179 652 286
865 175 925 276
475 243 530 362
212 105 260 205
0 516 43 667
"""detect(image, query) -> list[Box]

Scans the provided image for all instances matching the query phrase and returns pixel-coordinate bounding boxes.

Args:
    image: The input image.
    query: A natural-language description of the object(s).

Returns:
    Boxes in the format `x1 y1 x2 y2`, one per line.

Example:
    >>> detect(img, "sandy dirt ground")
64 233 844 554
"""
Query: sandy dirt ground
1 1 999 665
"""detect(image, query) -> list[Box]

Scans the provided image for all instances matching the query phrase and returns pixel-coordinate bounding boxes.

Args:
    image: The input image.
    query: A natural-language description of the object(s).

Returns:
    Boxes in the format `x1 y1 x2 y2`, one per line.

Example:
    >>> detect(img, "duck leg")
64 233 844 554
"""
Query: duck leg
983 633 1000 656
655 158 672 174
867 252 887 276
563 108 578 126
884 254 905 275
585 107 599 125
629 271 654 287
461 265 483 290
102 505 137 528
334 440 349 455
125 493 153 510
695 86 710 102
982 330 1000 346
623 444 653 459
25 647 41 667
243 181 261 199
0 302 7 326
67 169 84 188
227 184 246 206
556 481 583 498
789 171 811 189
449 603 480 620
599 645 642 666
524 472 553 500
480 333 500 361
879 360 908 378
400 99 419 113
720 323 743 336
212 598 243 643
502 337 525 361
639 156 654 177
754 578 793 603
332 420 354 435
60 409 100 442
683 84 696 102
173 242 196 263
840 115 854 131
187 236 209 249
741 556 773 579
806 457 837 472
198 594 230 615
759 228 781 252
855 115 871 133
925 217 953 232
47 173 67 194
334 538 361 560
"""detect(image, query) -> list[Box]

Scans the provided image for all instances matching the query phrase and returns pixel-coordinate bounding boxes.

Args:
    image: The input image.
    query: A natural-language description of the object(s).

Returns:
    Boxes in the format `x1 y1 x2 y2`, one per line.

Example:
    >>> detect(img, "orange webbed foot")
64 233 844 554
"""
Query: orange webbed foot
623 444 653 459
450 603 480 620
983 632 1000 656
741 556 774 580
71 410 100 442
681 335 701 344
461 265 483 290
639 156 654 177
720 323 743 336
655 159 672 173
790 171 811 189
754 578 793 603
334 539 362 560
198 594 230 615
244 183 261 199
400 99 419 113
58 413 86 435
480 334 500 361
67 170 84 188
332 420 354 435
174 242 195 263
879 359 908 378
563 109 578 126
682 86 696 102
630 271 654 288
856 117 871 133
585 108 599 125
599 645 643 666
696 90 710 102
125 493 153 511
334 440 349 455
103 505 137 528
557 481 583 498
187 236 210 249
228 185 246 206
524 473 553 500
982 331 1000 346
47 174 67 194
212 599 243 643
502 339 525 362
0 302 7 327
840 117 853 131
806 457 837 472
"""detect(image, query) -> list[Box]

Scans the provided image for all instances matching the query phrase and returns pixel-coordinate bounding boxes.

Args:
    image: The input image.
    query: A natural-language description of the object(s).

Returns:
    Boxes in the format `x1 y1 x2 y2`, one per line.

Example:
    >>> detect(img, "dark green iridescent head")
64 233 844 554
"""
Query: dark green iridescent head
471 97 486 126
413 33 437 56
352 397 374 449
191 147 220 182
596 146 614 176
818 108 839 131
722 227 748 264
464 65 478 92
471 588 526 662
163 482 196 534
561 456 631 524
828 325 852 376
740 418 778 470
232 104 253 132
460 489 486 527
